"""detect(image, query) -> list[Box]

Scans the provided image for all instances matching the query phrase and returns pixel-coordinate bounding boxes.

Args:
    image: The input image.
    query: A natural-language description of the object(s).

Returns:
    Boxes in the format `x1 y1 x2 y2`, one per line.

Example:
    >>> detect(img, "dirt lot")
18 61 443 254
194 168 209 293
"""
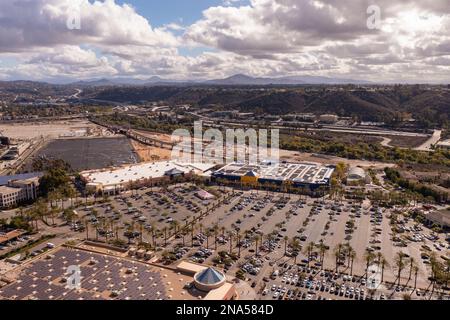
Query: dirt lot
131 140 172 162
0 120 104 140
382 135 430 148
279 149 396 170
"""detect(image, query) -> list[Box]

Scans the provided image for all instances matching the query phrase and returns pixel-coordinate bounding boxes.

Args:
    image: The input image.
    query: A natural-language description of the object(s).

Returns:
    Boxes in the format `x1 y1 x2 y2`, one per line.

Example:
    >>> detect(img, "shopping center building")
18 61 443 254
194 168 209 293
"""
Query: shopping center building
212 160 335 192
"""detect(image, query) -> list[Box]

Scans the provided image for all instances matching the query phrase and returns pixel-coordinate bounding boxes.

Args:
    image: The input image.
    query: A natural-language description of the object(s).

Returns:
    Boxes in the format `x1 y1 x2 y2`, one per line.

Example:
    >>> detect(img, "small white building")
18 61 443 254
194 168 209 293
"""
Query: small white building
347 167 370 185
436 139 450 150
319 114 339 124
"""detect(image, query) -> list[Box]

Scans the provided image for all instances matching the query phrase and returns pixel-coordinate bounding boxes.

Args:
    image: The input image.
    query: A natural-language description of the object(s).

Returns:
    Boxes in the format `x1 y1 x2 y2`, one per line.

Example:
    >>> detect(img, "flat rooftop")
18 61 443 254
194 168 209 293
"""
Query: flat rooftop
80 161 216 187
0 246 203 300
213 161 334 185
0 230 26 245
0 172 43 186
0 186 21 194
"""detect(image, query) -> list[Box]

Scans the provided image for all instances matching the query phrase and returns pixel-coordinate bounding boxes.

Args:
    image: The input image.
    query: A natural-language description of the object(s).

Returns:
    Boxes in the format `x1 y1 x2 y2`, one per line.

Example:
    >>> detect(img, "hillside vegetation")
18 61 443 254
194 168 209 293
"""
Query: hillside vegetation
86 85 450 126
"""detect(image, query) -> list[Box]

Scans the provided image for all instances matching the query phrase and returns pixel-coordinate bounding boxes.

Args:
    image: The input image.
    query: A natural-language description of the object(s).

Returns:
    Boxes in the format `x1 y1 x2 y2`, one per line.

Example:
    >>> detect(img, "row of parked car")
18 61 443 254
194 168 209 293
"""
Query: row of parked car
241 257 264 275
0 235 31 251
269 269 370 300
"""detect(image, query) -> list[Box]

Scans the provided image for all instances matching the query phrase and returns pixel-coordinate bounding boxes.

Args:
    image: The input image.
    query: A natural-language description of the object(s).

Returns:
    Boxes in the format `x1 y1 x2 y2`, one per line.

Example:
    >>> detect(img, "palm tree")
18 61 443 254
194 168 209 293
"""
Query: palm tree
49 208 58 226
334 243 344 272
429 253 439 296
317 242 328 268
345 244 354 267
24 207 37 231
347 247 356 275
213 225 219 250
149 223 156 247
163 227 168 247
100 218 108 242
57 186 67 210
253 234 261 256
236 232 242 258
139 223 144 244
191 223 196 247
445 259 450 290
221 226 226 238
171 220 180 236
408 257 416 282
363 250 376 281
283 236 289 256
204 229 211 249
227 231 233 255
81 217 89 240
394 251 407 286
47 190 59 208
180 229 186 247
378 254 389 283
304 242 315 268
66 185 77 208
290 239 301 264
413 265 419 290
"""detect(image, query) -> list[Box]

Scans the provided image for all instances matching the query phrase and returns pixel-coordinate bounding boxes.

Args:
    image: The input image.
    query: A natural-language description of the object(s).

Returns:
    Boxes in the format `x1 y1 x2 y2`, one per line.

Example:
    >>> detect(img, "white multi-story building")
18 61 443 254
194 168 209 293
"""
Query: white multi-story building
0 177 39 208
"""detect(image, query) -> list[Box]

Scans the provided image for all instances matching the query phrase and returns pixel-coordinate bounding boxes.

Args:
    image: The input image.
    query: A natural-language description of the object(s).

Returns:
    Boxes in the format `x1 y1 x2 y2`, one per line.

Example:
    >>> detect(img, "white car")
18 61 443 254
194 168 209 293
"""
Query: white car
46 243 55 249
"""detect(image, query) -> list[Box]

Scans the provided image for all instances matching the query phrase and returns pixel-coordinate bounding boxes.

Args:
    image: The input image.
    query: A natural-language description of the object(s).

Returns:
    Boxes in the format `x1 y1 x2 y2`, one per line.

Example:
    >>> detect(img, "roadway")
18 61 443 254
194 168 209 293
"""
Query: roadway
415 129 442 151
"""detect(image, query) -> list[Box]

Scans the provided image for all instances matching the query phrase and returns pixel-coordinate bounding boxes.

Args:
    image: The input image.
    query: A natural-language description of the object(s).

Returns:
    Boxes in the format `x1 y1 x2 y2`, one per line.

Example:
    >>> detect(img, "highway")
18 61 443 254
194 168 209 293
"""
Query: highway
190 112 431 139
1 138 47 175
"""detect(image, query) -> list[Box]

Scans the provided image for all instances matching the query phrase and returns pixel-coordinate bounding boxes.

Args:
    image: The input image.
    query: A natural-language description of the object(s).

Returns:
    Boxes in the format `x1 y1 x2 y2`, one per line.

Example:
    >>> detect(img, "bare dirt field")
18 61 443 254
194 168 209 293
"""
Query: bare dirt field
381 135 430 148
131 140 172 162
279 149 396 170
0 120 103 140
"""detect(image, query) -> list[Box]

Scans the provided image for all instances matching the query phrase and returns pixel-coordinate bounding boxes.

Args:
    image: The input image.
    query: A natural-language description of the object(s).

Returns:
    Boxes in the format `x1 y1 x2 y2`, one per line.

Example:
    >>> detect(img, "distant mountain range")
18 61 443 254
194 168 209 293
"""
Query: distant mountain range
67 74 371 87
67 76 187 87
205 74 372 85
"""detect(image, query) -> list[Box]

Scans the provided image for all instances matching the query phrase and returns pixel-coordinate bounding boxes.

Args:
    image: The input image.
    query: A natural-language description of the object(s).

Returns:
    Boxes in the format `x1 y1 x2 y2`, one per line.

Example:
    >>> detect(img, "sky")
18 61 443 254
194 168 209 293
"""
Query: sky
0 0 449 83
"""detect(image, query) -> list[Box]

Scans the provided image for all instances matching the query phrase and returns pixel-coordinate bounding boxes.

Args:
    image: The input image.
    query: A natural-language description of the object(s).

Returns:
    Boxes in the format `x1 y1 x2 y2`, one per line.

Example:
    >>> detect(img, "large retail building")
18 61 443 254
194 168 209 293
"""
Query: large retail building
212 160 335 192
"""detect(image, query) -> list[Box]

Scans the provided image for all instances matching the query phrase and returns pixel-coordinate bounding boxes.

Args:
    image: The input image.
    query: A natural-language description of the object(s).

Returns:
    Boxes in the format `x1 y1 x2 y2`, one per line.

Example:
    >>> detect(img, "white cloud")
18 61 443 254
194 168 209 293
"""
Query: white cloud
184 0 450 82
0 0 178 52
0 0 449 82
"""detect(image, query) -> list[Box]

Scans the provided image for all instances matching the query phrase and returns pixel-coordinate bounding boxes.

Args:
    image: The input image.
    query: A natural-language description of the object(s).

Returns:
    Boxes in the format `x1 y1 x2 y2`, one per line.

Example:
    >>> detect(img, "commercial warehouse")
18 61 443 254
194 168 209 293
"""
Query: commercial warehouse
80 161 217 195
212 161 335 192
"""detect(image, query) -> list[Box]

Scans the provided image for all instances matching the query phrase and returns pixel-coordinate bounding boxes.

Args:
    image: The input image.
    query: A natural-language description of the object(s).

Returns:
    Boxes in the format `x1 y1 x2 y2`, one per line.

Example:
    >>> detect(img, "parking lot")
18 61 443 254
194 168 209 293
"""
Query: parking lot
1 183 448 300
0 233 34 256
158 188 448 299
73 183 220 245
